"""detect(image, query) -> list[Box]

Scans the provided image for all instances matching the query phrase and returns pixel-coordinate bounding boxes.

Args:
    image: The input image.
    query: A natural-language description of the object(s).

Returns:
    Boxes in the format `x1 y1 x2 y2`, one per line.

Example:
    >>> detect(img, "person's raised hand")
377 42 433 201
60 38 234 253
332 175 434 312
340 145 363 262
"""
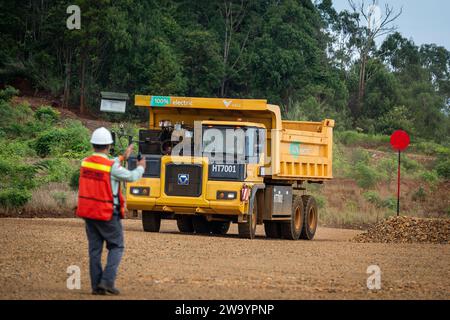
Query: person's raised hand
137 157 146 170
123 144 134 160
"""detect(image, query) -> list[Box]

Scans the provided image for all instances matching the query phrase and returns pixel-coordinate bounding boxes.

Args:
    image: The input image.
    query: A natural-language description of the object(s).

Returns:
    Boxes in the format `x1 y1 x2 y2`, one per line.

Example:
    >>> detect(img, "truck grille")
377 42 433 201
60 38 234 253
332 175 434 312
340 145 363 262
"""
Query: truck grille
165 164 202 197
127 155 161 178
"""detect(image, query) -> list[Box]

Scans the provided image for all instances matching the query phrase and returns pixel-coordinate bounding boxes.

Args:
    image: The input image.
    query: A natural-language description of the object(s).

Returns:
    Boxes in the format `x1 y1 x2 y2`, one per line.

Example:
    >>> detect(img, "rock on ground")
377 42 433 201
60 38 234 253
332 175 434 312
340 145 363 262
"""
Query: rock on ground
353 216 450 244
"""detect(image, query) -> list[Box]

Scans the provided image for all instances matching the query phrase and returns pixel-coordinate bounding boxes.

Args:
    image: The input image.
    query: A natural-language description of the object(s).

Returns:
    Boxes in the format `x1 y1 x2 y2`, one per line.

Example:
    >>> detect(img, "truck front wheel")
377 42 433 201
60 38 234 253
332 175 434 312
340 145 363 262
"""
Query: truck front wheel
300 195 318 240
142 211 161 232
238 199 257 239
176 215 194 233
192 216 211 234
210 221 231 235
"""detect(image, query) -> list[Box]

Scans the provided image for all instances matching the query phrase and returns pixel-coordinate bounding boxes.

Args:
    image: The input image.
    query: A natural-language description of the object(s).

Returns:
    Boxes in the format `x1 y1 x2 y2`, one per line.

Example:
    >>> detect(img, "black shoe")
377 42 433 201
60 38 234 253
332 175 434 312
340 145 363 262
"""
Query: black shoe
92 288 106 295
98 283 120 295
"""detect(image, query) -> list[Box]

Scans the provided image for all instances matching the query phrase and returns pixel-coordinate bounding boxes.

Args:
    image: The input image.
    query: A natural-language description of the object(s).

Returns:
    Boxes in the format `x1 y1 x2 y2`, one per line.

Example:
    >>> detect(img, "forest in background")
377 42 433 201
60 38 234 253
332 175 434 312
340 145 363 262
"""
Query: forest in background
0 0 449 143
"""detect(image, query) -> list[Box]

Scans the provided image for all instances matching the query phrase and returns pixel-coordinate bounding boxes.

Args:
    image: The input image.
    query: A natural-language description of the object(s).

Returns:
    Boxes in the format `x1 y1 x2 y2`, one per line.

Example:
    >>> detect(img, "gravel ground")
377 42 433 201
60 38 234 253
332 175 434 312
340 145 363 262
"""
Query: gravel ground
0 218 449 300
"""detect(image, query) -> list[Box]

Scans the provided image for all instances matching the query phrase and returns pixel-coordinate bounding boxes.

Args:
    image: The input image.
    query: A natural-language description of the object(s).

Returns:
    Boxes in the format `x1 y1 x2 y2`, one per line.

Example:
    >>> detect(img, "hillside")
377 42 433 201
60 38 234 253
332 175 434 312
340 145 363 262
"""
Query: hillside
1 90 448 228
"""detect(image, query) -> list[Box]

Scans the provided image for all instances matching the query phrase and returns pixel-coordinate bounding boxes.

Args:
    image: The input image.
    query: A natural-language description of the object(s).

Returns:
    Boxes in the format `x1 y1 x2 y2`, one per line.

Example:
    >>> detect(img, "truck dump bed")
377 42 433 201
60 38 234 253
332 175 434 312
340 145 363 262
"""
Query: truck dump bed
270 119 334 181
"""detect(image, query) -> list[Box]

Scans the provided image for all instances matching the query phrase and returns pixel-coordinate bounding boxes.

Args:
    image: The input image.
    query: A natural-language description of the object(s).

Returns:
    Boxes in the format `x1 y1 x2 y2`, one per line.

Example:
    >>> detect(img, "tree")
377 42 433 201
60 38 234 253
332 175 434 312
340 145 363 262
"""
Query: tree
346 0 402 117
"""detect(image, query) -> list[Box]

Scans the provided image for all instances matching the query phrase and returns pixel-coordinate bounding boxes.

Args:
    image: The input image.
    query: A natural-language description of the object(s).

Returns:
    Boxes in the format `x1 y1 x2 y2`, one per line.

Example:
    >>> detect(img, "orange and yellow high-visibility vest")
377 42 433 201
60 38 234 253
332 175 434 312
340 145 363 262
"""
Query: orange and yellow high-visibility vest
76 155 125 221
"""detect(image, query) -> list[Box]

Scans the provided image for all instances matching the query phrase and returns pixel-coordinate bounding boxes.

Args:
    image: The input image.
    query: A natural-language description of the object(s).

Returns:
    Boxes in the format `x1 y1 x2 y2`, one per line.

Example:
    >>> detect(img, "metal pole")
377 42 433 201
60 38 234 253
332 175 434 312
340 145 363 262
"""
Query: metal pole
397 150 401 216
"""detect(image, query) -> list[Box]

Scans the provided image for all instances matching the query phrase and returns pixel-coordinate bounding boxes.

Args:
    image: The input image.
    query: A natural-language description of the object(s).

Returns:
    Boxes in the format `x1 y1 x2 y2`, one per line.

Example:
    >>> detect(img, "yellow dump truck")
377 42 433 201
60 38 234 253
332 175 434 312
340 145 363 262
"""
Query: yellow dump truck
125 95 334 240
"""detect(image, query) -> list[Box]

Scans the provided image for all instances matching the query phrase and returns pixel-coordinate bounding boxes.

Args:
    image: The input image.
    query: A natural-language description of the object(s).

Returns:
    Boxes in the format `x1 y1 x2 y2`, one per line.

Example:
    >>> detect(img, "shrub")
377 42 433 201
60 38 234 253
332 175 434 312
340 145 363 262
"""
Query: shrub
35 106 60 123
420 170 439 184
0 139 36 158
0 86 19 102
69 169 80 191
381 197 397 210
412 141 450 156
412 186 427 202
314 195 327 209
351 148 370 165
401 155 421 172
436 158 450 179
335 131 390 148
50 120 91 159
377 157 397 181
32 128 67 157
32 120 91 158
0 188 32 208
34 158 75 184
352 162 382 189
0 159 37 190
363 191 382 207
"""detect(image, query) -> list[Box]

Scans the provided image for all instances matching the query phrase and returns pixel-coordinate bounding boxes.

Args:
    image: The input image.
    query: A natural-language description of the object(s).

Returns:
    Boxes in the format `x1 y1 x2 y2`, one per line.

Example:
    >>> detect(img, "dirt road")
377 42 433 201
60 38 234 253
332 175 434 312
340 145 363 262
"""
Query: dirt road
0 218 449 299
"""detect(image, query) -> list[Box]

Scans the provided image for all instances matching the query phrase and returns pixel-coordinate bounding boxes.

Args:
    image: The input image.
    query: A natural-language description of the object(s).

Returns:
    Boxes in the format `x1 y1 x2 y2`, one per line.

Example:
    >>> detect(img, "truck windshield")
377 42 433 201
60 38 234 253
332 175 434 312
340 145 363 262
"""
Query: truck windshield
202 126 263 164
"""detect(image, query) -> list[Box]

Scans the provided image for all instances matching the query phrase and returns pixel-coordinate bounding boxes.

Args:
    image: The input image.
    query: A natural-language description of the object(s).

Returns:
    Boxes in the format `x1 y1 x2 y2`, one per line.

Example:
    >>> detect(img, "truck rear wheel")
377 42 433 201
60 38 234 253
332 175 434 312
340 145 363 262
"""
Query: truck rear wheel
280 196 304 240
300 195 318 240
238 199 257 239
192 216 211 234
142 211 161 232
210 221 230 235
264 221 281 238
176 215 194 233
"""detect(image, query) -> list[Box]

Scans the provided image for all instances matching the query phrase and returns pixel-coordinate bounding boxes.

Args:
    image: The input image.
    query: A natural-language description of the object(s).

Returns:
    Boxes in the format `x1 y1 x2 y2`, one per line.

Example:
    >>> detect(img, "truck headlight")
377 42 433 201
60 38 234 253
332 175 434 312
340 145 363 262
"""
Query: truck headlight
216 191 237 200
130 187 150 196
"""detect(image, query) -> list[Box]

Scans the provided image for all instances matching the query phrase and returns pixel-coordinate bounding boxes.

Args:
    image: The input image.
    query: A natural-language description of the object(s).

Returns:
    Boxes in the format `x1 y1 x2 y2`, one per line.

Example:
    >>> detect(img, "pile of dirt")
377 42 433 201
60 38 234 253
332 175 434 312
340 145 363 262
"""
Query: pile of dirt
353 216 450 244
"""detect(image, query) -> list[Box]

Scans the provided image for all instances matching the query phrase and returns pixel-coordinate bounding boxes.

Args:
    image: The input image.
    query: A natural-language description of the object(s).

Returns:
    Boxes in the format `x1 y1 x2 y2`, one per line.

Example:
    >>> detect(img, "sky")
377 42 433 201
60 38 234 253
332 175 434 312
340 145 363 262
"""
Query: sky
332 0 450 50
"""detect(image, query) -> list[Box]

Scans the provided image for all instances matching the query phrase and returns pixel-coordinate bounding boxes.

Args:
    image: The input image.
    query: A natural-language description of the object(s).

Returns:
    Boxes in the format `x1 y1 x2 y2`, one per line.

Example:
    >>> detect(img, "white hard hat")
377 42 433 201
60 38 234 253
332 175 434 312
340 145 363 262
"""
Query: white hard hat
90 127 113 145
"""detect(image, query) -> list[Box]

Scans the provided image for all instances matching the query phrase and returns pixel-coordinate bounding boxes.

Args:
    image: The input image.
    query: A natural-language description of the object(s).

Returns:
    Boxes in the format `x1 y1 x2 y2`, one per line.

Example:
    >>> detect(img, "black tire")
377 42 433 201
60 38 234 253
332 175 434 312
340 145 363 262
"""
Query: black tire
176 215 194 233
192 216 211 234
238 198 257 239
210 221 231 235
280 196 304 240
264 221 281 239
300 195 318 240
142 211 161 232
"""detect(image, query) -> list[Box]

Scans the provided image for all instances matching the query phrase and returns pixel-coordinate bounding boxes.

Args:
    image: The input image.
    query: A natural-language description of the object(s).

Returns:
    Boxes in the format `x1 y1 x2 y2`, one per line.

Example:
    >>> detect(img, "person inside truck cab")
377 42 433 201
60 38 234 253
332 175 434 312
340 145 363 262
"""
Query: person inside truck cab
76 127 146 295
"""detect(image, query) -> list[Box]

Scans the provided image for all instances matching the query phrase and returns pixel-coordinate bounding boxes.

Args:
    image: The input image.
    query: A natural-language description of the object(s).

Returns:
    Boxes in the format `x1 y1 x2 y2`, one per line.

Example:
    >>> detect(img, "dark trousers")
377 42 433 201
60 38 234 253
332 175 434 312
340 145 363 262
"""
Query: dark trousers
84 211 124 290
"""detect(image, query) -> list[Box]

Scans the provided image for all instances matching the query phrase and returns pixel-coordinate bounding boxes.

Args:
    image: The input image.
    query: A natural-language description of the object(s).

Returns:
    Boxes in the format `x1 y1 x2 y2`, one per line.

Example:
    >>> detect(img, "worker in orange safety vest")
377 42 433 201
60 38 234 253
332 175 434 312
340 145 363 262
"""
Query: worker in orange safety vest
77 127 146 295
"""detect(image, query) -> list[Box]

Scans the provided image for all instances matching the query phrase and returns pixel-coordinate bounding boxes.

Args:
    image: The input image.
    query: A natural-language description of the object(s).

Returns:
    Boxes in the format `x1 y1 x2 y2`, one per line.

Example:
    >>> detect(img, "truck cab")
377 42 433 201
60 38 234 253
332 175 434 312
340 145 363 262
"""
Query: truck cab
125 95 334 240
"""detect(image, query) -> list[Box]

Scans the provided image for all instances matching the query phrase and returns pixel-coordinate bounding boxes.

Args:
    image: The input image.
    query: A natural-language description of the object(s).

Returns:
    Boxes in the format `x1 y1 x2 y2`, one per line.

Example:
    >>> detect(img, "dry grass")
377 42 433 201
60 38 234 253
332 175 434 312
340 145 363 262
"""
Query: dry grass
311 177 450 229
0 183 77 218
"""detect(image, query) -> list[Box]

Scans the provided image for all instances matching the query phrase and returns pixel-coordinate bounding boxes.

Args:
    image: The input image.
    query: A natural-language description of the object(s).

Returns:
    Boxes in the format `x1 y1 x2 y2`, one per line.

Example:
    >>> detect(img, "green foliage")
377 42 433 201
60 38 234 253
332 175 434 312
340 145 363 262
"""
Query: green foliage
412 141 450 156
34 106 60 123
352 162 382 189
32 120 90 158
69 169 80 191
335 131 390 148
376 157 397 181
314 194 327 209
436 158 450 179
381 197 397 211
363 191 382 207
377 106 415 135
412 186 427 202
0 159 37 190
0 86 19 102
0 139 36 159
0 188 32 208
400 155 422 173
350 148 370 165
419 170 440 185
34 158 75 184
